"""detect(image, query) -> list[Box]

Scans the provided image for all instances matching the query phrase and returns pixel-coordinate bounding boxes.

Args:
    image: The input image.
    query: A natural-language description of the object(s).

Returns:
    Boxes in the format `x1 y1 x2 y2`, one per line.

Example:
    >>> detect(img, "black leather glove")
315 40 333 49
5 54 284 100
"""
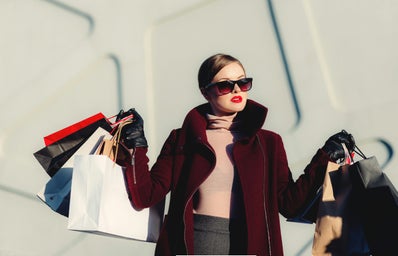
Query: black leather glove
116 108 148 148
322 130 355 162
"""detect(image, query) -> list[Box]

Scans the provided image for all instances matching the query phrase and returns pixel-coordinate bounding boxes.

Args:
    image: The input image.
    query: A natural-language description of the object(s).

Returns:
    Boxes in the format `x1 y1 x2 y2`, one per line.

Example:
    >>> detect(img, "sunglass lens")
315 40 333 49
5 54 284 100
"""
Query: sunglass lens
216 81 234 95
237 78 252 91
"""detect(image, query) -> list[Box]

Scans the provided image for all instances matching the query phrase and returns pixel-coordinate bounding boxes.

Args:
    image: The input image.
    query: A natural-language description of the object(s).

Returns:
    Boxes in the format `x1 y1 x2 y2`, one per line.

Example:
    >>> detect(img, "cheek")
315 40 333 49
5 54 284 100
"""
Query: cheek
213 95 236 110
212 94 229 106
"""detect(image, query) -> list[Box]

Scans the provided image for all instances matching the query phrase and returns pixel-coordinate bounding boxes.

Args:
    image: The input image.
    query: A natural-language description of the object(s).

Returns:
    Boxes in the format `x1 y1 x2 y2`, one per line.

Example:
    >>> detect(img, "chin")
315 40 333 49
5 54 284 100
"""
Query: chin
233 101 246 111
225 104 245 114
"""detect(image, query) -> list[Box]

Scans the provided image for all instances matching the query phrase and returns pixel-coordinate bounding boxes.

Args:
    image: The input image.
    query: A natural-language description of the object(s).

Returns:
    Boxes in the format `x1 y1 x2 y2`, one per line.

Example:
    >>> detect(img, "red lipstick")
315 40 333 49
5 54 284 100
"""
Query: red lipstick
231 96 242 103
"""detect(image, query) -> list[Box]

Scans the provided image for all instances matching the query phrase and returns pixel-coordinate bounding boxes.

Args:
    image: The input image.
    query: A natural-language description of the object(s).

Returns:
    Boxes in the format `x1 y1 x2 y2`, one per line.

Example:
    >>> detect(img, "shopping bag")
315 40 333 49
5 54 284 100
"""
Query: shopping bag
36 127 111 216
312 145 369 255
68 154 164 242
348 152 398 254
33 117 113 177
95 118 132 164
43 112 133 146
44 113 106 146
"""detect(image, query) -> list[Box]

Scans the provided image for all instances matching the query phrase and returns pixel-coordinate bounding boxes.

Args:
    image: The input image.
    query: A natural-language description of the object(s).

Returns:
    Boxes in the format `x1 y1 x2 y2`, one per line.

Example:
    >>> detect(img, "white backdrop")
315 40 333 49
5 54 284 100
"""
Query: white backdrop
1 0 397 255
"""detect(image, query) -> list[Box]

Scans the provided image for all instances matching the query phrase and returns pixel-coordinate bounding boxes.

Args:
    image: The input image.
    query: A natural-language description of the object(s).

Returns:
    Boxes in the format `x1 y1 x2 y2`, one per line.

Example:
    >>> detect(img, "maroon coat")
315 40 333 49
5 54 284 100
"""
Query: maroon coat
124 99 330 256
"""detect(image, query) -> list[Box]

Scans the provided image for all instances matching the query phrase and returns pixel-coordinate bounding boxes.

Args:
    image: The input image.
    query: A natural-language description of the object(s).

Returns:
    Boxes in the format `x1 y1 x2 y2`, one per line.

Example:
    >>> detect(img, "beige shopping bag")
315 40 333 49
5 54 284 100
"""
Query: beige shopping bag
312 146 369 255
312 161 344 255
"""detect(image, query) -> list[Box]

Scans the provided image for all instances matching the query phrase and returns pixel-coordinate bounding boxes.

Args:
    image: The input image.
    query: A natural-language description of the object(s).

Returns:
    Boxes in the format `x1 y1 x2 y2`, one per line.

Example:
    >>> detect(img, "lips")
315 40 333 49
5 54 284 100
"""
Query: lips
231 96 242 103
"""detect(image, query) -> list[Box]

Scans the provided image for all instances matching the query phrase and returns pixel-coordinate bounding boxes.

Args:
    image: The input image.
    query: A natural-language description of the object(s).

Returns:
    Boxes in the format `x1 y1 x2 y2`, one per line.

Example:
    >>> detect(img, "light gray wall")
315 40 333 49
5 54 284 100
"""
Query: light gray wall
1 0 397 255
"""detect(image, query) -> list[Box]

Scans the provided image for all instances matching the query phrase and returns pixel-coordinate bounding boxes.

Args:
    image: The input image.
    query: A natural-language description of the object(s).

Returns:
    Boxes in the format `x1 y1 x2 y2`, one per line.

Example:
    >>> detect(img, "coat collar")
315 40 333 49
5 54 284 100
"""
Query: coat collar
181 99 268 142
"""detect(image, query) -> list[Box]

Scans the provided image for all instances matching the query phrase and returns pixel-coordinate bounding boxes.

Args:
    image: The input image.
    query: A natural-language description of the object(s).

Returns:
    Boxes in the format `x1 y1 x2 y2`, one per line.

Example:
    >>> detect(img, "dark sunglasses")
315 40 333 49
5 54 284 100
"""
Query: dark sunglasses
205 78 253 96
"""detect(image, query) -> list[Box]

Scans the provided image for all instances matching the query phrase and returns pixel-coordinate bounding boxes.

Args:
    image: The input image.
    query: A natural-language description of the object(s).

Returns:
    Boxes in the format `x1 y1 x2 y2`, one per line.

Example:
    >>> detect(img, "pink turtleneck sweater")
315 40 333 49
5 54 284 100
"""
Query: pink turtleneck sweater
193 113 244 219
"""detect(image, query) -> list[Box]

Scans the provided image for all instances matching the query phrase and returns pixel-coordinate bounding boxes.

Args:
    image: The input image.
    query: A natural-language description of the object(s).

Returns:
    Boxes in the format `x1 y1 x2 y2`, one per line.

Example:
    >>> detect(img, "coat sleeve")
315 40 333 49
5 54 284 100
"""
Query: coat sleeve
123 129 178 209
268 132 331 218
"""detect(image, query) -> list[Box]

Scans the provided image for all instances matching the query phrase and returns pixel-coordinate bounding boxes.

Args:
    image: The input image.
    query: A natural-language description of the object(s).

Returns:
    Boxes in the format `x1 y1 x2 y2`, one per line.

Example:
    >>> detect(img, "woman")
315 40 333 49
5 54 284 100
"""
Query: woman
118 53 355 255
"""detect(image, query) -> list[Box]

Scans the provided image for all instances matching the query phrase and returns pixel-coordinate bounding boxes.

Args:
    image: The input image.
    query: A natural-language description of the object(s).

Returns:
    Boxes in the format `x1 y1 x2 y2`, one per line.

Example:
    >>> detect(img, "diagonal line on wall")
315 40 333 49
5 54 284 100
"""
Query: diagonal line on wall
0 183 37 201
266 0 301 129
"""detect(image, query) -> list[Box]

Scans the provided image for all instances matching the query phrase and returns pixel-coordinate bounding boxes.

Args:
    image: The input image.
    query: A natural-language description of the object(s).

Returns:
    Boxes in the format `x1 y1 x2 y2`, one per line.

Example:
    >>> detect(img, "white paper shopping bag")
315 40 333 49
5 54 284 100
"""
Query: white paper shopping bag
37 127 111 216
68 154 164 242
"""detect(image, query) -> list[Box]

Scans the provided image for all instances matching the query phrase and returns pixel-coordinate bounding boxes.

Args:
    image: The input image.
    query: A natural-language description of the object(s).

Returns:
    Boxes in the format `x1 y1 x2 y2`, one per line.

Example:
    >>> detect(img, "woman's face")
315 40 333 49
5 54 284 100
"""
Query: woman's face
204 62 248 116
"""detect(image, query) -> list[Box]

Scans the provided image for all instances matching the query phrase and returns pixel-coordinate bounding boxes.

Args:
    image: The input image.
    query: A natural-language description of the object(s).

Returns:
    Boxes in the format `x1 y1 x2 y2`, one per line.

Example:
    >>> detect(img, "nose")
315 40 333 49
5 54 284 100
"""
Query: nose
232 83 241 93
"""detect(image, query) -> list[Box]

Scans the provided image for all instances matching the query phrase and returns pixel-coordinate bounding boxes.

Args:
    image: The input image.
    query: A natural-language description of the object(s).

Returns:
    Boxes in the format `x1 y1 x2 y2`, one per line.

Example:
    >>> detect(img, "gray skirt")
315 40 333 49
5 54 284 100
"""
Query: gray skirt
193 214 247 255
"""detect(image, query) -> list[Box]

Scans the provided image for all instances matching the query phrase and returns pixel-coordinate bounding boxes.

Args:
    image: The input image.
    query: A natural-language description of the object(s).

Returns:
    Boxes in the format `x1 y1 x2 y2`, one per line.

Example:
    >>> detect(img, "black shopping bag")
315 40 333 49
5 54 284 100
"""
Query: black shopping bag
349 154 398 255
34 118 112 177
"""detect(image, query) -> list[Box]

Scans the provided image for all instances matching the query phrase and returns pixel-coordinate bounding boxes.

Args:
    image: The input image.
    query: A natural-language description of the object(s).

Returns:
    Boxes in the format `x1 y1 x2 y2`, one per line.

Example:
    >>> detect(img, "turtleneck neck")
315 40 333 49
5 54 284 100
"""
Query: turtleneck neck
206 113 241 131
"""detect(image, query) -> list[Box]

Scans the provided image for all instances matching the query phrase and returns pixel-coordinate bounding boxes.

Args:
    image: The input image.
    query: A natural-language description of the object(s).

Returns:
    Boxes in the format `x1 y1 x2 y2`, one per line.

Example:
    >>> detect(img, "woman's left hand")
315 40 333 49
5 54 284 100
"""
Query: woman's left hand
322 130 355 161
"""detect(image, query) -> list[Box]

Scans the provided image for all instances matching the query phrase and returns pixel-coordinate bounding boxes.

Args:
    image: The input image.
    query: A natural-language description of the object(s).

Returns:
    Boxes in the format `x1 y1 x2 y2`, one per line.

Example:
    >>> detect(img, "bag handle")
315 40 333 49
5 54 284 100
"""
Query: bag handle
107 114 134 129
338 143 367 164
353 145 367 159
341 143 353 164
110 119 132 160
95 119 132 161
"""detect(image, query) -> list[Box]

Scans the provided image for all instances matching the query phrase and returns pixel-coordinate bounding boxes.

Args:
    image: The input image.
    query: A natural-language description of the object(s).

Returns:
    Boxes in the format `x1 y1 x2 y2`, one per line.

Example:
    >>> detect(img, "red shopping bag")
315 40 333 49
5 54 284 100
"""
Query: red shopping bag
34 118 113 177
44 113 106 146
44 112 134 146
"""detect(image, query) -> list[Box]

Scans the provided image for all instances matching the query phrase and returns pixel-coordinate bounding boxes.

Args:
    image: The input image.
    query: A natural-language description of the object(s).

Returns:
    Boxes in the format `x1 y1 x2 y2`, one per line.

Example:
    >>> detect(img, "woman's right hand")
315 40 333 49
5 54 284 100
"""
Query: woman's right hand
116 108 148 148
